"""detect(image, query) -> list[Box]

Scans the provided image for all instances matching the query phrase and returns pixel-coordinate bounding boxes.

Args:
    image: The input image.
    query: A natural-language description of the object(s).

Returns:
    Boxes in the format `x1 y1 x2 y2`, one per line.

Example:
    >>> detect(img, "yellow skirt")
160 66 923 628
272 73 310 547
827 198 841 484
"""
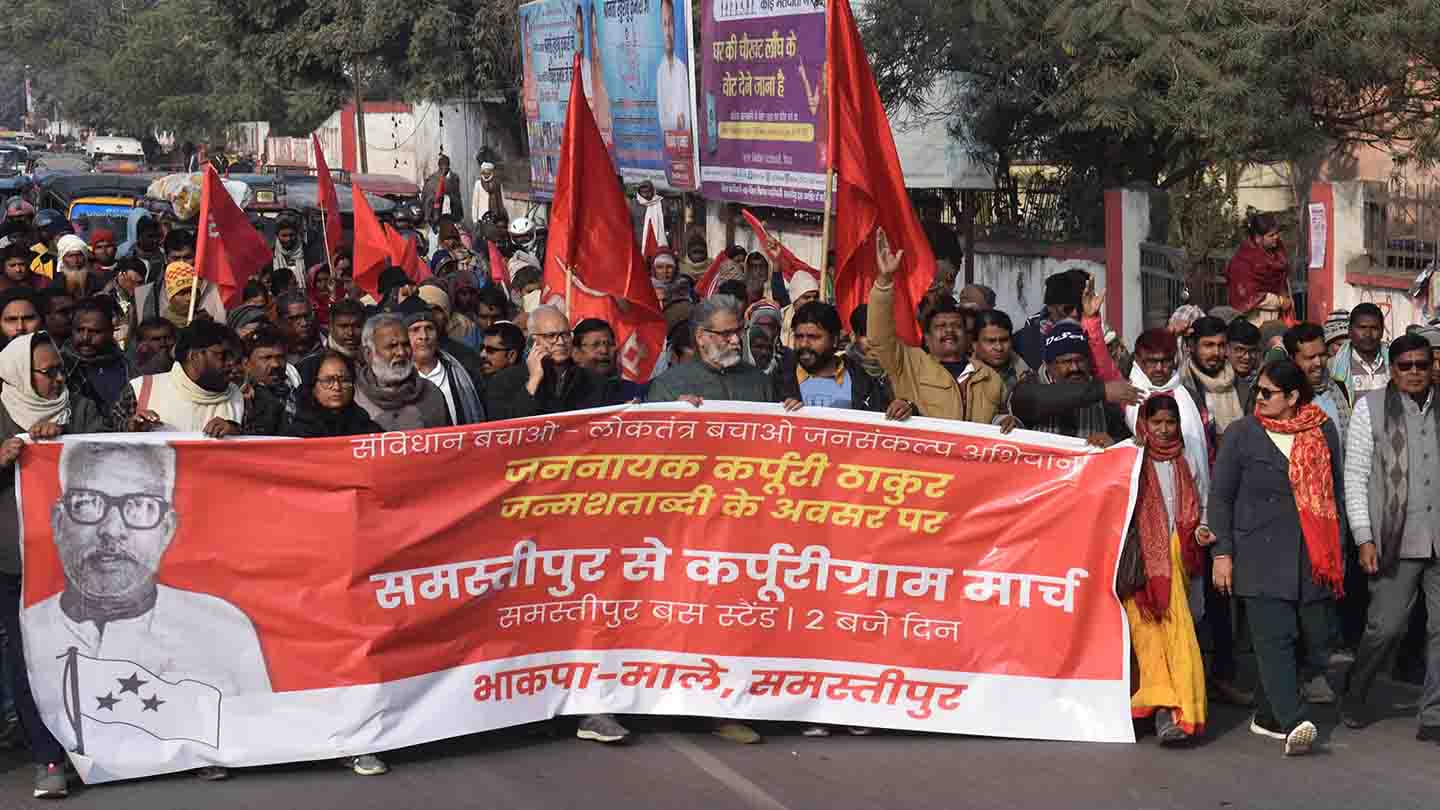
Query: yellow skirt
1124 532 1207 735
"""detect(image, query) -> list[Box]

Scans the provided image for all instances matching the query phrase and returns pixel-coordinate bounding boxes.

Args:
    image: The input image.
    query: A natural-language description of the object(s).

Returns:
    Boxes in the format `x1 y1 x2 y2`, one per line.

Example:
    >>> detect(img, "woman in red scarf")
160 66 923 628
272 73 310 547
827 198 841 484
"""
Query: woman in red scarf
1126 395 1209 744
1209 358 1346 756
1226 212 1294 326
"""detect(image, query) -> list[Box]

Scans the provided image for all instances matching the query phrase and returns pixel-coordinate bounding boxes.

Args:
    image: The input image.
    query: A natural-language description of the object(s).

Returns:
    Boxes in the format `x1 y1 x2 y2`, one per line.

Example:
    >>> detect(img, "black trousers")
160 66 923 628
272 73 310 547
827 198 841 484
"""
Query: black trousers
0 573 64 764
1245 596 1331 732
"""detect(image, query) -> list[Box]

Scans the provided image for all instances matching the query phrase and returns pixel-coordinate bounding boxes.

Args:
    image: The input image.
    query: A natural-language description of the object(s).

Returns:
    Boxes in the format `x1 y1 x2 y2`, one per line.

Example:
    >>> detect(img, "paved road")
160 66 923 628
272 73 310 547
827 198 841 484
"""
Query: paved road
0 676 1431 810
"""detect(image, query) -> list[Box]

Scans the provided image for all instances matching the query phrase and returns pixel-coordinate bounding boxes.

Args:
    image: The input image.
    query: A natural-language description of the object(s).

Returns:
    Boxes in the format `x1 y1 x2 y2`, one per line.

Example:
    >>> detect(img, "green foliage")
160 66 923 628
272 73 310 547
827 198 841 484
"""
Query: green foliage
862 0 1440 188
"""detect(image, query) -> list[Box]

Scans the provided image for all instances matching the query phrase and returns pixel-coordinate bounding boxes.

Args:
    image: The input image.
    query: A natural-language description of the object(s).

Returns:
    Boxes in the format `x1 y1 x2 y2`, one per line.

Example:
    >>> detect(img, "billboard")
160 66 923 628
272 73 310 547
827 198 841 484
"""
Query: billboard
520 0 701 196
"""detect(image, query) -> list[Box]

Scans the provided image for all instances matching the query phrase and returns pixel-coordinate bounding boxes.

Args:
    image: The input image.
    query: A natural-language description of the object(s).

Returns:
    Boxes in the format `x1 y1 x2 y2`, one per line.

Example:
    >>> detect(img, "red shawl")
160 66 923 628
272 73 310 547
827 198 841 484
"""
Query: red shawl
1226 239 1291 315
1133 402 1204 621
1256 403 1345 596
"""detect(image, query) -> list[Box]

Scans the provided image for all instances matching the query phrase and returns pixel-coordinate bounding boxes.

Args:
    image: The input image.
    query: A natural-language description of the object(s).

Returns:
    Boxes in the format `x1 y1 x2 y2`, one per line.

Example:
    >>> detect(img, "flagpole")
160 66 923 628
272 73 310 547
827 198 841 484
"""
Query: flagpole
819 167 835 303
565 267 574 319
186 275 199 325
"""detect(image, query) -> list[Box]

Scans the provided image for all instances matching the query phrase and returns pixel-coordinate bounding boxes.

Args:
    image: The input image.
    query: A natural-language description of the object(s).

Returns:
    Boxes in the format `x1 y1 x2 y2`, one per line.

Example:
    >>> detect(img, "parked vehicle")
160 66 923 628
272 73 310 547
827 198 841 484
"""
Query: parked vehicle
32 173 154 241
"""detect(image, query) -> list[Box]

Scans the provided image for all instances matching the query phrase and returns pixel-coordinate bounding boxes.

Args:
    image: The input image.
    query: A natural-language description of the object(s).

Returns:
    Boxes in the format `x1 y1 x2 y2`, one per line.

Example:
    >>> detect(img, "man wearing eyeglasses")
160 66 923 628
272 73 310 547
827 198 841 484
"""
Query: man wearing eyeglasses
485 305 621 421
1341 333 1440 739
25 440 271 726
647 295 799 412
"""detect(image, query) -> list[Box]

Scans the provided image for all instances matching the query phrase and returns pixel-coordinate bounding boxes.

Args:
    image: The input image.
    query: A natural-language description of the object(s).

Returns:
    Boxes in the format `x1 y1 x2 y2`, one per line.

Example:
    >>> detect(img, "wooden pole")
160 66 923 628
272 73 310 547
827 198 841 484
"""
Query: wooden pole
819 167 835 302
565 267 574 319
185 274 199 325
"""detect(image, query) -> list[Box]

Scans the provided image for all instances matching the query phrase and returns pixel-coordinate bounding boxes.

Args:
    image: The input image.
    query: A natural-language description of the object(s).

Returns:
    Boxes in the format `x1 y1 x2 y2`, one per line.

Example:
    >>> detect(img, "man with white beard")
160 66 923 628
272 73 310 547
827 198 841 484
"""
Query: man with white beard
353 313 451 431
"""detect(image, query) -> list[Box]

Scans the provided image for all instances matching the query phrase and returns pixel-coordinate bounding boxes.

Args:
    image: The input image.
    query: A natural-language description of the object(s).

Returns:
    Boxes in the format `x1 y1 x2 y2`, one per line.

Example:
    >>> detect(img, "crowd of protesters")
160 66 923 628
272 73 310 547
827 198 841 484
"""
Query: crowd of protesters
0 188 1437 796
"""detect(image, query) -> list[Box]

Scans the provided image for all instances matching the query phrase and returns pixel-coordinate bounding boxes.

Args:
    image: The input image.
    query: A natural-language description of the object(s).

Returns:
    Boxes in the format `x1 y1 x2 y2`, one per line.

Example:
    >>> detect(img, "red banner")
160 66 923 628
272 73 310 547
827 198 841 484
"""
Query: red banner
19 406 1138 783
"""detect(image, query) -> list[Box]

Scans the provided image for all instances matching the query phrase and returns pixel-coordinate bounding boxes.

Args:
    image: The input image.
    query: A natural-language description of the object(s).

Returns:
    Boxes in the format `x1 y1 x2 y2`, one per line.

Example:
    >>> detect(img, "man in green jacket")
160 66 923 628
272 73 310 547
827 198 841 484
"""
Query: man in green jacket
647 294 801 410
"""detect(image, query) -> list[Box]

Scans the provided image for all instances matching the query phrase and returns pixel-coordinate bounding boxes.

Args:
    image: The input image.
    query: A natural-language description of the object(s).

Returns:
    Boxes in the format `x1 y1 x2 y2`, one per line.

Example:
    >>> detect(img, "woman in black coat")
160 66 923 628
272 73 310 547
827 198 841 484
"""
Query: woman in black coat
1209 359 1346 757
284 350 381 438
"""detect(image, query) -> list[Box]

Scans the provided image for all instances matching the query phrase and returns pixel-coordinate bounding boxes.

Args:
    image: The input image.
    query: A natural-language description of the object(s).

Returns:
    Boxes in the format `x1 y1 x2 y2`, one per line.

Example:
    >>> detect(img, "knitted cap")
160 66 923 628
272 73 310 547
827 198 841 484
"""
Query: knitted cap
1323 309 1350 344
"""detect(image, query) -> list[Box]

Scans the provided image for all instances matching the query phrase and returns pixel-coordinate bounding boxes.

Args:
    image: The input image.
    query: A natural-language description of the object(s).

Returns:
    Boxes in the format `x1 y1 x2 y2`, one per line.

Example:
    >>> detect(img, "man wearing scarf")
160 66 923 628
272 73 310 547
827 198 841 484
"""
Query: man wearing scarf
62 299 137 428
1091 328 1212 522
631 181 668 254
1180 316 1250 451
0 332 110 800
1287 323 1350 447
422 155 465 228
470 161 504 226
1341 334 1440 738
403 304 486 426
1011 321 1137 444
1125 395 1210 744
110 320 246 438
271 217 308 292
354 313 450 431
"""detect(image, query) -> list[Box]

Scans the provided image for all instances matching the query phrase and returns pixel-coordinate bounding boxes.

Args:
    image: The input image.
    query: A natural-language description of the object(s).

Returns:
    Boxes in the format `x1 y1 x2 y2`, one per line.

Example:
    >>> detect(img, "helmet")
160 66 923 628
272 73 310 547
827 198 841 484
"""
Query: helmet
508 217 534 240
34 209 74 238
4 198 35 219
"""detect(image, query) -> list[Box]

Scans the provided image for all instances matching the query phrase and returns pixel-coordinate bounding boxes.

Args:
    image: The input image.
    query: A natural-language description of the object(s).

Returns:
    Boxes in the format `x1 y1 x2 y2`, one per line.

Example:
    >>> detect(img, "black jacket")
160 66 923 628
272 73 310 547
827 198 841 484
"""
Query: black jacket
1010 376 1131 441
1209 415 1347 604
284 403 382 438
772 352 892 413
1012 312 1047 371
485 362 622 421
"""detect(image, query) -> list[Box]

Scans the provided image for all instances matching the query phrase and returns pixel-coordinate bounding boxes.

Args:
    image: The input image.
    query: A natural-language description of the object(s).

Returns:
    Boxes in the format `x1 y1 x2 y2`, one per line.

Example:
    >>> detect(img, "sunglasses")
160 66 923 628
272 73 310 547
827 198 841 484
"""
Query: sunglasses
1255 385 1284 401
1394 360 1431 372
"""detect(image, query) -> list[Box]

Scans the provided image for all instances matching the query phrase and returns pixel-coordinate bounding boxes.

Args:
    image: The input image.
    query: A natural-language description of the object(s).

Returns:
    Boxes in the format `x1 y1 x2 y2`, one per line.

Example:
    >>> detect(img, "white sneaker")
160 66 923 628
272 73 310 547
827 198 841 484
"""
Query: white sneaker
1284 721 1317 756
350 754 389 775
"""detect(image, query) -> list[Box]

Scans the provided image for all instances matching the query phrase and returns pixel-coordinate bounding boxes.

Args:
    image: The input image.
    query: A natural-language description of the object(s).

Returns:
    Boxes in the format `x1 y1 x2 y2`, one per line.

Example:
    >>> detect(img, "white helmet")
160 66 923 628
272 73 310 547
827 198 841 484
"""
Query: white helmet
508 217 534 239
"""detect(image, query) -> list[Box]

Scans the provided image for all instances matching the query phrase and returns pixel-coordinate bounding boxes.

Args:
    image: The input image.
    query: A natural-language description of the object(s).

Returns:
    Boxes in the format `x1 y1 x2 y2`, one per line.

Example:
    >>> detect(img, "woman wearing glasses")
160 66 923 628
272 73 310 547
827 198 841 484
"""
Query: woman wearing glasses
286 350 381 438
1210 358 1347 756
0 331 109 798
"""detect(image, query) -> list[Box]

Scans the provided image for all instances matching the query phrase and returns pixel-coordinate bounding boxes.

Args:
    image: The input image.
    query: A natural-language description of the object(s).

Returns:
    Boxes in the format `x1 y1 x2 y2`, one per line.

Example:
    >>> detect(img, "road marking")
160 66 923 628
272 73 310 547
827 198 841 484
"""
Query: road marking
657 733 792 810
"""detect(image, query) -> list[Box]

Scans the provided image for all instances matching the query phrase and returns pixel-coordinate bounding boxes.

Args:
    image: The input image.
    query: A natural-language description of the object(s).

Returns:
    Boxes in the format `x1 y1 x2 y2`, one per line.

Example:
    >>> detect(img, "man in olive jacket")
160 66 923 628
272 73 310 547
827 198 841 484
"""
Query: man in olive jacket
867 241 1004 423
648 295 800 408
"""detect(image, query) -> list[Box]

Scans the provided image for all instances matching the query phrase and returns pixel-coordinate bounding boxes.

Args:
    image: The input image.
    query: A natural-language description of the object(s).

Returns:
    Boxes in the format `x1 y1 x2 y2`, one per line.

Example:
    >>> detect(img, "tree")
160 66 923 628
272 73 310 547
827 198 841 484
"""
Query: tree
862 0 1440 199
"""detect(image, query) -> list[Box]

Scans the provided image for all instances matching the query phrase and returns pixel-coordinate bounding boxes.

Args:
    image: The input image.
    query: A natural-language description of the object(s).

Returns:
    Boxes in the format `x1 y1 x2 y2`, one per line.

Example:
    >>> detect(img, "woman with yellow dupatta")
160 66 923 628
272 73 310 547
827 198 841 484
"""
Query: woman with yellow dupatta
1128 394 1209 744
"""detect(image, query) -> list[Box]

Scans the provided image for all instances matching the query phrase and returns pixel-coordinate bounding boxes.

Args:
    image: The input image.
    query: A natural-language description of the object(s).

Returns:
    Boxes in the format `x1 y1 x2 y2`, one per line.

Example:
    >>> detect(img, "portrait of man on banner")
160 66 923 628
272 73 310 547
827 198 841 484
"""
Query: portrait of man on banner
28 442 271 699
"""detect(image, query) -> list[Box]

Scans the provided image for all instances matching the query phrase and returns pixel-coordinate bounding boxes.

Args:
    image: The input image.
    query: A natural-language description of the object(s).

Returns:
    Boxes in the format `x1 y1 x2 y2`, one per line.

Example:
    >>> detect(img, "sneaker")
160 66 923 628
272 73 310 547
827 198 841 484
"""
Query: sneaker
1155 709 1189 745
801 725 831 737
1418 725 1440 743
576 714 631 744
845 727 874 736
194 766 229 781
32 762 67 799
1329 648 1357 666
1208 679 1255 707
1301 674 1336 704
712 721 761 744
1284 721 1317 756
350 754 388 776
1249 712 1287 741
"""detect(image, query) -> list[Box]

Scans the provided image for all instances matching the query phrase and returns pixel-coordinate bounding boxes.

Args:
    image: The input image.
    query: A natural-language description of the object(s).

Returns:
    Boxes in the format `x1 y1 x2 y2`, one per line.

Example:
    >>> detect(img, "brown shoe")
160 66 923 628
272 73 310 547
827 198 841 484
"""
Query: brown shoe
1209 679 1254 707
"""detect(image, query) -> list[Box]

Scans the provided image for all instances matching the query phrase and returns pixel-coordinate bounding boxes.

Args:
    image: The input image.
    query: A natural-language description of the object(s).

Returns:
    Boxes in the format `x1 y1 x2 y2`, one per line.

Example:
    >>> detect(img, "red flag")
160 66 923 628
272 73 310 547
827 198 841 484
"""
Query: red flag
827 0 936 346
543 55 665 383
488 239 508 289
195 166 270 310
351 183 389 298
695 251 733 298
312 134 341 262
741 209 819 284
386 227 429 283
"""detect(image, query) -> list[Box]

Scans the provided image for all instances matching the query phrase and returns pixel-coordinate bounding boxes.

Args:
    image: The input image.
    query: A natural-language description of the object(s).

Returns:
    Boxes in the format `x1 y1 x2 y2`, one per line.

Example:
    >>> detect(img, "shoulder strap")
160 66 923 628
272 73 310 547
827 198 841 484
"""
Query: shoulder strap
138 375 154 413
